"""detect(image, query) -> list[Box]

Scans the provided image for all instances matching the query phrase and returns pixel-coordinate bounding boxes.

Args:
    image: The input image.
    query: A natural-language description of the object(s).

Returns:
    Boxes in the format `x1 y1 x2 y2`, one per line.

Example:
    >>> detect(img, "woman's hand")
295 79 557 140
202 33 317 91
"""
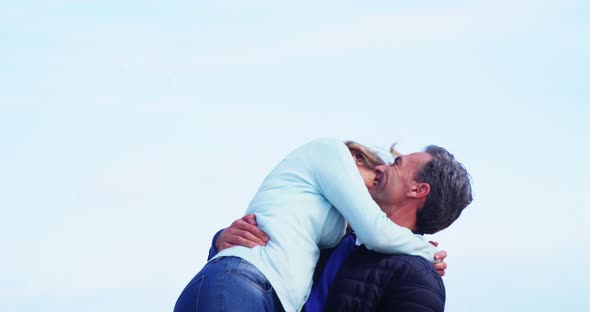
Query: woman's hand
430 241 448 277
215 214 270 251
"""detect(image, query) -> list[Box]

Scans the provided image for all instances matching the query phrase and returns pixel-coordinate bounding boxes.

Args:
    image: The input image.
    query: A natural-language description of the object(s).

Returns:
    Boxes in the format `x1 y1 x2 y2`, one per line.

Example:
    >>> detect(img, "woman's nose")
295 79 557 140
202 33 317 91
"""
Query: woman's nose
374 165 386 174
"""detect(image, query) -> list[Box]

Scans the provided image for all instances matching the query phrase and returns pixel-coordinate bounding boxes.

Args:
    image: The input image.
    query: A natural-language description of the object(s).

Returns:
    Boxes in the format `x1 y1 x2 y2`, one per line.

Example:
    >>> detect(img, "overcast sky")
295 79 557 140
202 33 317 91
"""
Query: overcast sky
1 1 589 311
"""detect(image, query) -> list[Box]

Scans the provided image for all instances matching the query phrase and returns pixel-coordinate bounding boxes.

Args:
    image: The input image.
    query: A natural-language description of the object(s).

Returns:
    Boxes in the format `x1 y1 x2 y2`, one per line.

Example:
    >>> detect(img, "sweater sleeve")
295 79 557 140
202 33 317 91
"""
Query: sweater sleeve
207 229 224 261
307 139 438 262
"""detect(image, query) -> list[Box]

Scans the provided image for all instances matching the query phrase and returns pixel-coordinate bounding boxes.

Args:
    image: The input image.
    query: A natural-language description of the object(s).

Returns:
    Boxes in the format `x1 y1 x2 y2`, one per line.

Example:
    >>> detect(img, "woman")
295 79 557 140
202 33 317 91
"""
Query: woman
346 140 400 188
174 139 439 312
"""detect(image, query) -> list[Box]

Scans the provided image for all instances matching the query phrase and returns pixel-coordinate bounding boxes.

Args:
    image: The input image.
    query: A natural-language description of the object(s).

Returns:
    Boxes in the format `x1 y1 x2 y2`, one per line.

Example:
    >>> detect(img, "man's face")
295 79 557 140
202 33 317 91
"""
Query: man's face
368 152 433 207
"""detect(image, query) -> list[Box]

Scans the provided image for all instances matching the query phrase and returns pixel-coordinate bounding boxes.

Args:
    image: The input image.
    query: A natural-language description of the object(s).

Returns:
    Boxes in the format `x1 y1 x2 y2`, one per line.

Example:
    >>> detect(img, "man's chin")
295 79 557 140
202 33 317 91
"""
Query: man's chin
367 189 378 201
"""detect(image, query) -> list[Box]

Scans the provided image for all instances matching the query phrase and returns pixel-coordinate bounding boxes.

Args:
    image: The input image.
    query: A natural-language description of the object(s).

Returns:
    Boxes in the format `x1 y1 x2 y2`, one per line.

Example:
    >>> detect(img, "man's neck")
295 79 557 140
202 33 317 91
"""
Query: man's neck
383 204 417 231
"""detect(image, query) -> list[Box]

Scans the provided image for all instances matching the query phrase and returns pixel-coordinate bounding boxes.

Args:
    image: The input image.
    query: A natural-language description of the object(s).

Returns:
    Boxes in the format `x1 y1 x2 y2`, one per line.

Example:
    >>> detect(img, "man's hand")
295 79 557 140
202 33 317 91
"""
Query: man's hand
430 241 448 277
215 214 270 251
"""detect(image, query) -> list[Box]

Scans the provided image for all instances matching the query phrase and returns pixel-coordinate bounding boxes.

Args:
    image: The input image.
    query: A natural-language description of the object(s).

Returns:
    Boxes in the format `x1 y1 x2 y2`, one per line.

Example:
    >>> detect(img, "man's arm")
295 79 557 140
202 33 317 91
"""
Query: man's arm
207 229 224 260
208 215 448 277
207 214 269 260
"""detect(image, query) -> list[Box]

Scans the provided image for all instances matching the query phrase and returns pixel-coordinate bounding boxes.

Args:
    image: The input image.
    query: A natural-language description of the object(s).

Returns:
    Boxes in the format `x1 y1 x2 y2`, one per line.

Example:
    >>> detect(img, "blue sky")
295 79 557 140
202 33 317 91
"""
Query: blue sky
1 1 589 311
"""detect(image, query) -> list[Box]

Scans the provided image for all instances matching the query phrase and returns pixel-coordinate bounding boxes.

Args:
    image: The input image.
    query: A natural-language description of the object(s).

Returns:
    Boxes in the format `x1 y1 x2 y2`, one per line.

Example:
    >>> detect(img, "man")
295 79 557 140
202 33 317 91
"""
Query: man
209 145 472 311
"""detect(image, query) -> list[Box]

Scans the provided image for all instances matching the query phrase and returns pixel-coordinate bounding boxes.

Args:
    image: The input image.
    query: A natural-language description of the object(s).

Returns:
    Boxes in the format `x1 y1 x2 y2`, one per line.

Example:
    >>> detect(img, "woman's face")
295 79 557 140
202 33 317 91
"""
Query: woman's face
353 155 377 188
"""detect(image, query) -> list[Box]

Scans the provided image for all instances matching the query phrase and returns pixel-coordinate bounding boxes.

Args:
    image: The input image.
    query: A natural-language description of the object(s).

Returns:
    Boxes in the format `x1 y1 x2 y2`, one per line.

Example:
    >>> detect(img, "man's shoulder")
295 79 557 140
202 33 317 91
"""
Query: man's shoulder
369 251 440 279
356 249 444 294
338 247 446 300
324 248 446 312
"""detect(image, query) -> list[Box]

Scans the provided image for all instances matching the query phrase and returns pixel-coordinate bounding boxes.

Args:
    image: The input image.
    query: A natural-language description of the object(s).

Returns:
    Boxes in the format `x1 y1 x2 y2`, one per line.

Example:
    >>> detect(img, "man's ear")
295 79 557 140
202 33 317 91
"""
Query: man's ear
409 182 430 198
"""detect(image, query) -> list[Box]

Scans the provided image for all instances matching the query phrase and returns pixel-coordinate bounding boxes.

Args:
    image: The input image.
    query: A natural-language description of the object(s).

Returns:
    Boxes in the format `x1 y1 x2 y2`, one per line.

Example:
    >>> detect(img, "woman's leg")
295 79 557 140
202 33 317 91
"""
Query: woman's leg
174 256 284 312
174 257 224 312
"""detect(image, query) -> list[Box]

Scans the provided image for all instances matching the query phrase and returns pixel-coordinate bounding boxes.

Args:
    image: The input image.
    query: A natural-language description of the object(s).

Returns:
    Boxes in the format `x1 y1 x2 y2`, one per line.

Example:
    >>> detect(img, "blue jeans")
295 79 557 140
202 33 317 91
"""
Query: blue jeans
174 256 284 312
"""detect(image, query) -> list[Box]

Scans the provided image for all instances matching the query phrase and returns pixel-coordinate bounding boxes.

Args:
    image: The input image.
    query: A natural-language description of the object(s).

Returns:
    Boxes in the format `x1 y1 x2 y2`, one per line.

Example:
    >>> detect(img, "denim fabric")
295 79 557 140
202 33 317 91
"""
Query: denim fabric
174 256 284 312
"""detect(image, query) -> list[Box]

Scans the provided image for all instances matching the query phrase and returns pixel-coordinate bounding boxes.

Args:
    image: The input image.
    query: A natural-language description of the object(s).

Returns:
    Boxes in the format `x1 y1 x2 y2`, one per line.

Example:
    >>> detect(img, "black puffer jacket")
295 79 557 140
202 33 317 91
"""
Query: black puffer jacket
322 245 445 312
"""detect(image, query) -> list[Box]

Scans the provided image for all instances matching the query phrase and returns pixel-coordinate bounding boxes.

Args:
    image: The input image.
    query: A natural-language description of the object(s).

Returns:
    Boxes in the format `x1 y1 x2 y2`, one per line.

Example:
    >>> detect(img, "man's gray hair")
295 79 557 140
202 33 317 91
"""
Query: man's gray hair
414 145 473 235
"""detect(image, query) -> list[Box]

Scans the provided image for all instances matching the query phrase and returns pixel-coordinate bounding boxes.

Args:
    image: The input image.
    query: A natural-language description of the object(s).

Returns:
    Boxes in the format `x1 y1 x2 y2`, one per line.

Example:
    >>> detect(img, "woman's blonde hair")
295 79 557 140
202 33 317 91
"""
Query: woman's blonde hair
345 141 401 170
